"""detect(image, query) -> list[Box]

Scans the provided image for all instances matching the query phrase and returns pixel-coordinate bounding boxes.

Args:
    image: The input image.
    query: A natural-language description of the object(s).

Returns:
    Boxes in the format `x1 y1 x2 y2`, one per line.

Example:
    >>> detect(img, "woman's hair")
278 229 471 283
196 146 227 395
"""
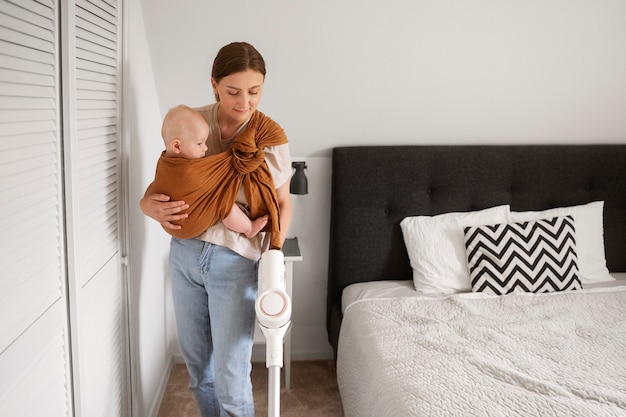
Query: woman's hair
211 42 266 102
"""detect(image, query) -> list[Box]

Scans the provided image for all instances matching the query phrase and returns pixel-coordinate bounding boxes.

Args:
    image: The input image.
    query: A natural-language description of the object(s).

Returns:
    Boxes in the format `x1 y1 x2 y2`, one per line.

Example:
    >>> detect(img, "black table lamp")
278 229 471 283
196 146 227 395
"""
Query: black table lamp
290 162 308 195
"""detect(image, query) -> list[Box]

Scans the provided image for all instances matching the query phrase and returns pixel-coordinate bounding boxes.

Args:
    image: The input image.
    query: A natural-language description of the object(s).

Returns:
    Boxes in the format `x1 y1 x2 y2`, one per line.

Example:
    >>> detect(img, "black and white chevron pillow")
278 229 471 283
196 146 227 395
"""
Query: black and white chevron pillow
464 215 582 295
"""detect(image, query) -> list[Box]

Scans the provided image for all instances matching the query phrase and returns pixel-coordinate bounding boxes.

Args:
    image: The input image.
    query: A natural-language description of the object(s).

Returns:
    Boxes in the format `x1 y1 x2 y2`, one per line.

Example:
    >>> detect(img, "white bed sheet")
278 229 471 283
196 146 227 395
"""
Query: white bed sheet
341 273 626 314
337 276 626 417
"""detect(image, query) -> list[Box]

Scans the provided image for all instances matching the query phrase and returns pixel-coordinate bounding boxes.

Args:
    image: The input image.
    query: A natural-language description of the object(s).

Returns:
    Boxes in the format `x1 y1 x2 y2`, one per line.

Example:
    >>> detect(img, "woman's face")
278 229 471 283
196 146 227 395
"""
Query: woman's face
212 69 264 125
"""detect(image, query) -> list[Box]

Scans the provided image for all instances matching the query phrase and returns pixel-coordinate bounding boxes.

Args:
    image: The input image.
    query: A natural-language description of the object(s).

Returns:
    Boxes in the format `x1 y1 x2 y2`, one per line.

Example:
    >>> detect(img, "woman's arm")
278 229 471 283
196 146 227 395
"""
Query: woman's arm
276 180 292 246
140 182 189 230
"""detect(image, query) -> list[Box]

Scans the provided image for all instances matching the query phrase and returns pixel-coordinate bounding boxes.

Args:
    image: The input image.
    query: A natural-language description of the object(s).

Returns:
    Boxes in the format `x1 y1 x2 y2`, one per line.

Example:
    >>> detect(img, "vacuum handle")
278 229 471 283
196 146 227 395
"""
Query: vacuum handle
256 250 291 330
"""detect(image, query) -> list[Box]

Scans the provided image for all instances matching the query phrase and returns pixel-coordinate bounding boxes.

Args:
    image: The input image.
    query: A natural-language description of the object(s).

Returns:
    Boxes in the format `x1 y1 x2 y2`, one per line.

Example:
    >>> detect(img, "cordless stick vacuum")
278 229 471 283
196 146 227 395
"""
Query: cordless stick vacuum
255 249 292 417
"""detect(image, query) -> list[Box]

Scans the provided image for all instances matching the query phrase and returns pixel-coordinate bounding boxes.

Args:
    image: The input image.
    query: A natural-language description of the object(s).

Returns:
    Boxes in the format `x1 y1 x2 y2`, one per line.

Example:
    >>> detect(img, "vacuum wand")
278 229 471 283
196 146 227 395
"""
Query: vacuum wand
255 249 292 417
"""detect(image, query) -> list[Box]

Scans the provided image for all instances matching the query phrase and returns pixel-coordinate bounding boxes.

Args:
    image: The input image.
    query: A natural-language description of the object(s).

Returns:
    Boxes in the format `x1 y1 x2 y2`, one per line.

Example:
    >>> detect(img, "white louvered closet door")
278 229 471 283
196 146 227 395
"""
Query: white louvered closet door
0 1 73 416
62 1 130 417
0 1 130 416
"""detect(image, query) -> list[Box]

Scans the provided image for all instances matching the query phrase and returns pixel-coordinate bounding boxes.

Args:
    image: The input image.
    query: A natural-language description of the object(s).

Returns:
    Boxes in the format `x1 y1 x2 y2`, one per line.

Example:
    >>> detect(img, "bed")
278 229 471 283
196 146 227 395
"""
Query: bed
326 145 626 416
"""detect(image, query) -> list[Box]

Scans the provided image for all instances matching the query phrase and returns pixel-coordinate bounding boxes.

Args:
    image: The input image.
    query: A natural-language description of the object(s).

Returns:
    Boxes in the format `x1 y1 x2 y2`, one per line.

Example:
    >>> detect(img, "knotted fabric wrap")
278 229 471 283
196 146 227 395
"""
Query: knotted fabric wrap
152 110 288 249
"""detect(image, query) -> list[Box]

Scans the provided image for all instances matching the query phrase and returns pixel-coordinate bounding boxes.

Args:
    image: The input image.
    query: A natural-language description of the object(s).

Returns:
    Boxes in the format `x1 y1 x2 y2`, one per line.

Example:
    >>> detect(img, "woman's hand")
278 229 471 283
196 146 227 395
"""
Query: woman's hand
140 193 189 230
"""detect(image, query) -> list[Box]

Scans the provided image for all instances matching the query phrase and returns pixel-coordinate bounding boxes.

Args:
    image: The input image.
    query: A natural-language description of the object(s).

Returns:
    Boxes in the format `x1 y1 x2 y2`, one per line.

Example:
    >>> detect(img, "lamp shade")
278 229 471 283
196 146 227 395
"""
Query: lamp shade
290 161 308 195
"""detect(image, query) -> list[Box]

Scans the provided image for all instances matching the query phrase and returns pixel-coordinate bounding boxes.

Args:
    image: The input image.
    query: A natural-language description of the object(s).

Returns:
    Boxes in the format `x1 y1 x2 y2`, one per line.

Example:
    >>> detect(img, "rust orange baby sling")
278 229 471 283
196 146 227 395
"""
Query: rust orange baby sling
152 110 288 249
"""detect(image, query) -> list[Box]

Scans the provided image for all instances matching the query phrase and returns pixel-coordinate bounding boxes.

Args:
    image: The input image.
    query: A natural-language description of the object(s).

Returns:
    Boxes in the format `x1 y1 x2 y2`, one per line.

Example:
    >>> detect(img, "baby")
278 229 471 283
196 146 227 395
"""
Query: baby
156 105 268 238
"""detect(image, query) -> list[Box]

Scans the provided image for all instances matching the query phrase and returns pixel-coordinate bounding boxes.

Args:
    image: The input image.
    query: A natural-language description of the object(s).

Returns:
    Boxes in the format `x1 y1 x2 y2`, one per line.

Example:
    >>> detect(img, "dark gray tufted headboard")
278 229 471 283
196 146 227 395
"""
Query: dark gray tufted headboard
327 145 626 357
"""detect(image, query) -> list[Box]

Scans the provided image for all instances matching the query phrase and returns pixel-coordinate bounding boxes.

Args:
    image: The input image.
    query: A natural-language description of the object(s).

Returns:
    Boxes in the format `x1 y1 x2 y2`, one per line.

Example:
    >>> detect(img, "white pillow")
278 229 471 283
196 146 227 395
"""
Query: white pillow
509 201 612 283
400 205 510 294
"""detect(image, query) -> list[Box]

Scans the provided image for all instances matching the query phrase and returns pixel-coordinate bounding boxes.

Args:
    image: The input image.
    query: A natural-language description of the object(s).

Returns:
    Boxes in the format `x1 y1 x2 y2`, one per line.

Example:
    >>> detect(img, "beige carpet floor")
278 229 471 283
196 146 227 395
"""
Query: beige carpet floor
157 361 344 417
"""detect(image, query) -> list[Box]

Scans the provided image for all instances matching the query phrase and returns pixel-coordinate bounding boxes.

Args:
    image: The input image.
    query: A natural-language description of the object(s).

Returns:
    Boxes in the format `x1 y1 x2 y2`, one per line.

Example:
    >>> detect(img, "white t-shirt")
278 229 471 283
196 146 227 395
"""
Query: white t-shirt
193 103 292 260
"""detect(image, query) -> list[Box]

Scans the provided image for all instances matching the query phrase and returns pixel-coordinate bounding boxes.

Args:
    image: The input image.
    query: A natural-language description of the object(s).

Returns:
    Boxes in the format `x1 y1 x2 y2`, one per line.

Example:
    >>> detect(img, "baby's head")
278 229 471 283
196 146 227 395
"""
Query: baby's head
162 105 210 159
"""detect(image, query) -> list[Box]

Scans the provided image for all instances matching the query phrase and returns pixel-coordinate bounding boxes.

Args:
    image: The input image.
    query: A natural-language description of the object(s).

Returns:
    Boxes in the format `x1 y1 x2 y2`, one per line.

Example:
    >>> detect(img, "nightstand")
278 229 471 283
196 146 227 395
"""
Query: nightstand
254 237 302 389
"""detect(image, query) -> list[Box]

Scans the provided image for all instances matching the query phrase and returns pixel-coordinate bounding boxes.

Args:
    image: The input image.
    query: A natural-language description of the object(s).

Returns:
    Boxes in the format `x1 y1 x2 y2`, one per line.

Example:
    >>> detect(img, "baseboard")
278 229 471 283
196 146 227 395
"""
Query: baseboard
290 350 334 361
147 355 174 417
173 349 333 367
251 345 333 362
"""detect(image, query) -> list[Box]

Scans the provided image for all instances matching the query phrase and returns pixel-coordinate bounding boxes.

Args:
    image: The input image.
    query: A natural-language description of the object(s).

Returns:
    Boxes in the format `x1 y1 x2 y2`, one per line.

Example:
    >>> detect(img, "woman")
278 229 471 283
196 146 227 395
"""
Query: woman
140 42 292 417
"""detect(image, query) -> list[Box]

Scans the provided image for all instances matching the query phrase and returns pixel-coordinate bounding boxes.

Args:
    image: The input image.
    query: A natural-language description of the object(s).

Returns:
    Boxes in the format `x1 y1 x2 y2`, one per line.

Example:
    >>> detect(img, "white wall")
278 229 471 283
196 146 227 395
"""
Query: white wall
141 0 626 156
132 0 626 367
126 2 172 416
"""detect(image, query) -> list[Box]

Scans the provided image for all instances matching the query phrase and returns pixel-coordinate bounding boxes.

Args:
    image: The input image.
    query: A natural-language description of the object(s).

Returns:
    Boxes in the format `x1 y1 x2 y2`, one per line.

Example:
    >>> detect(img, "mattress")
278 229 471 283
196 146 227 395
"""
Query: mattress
337 277 626 417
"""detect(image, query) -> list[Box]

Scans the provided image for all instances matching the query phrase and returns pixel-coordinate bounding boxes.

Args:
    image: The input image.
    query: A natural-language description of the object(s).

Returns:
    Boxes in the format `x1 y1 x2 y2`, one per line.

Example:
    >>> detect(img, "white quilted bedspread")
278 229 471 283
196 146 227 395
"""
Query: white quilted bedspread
337 289 626 417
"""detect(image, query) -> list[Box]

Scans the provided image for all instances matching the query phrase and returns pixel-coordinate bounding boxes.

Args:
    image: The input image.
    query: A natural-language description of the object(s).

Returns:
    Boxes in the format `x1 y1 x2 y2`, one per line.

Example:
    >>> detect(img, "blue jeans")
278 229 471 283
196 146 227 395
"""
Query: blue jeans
170 238 257 417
